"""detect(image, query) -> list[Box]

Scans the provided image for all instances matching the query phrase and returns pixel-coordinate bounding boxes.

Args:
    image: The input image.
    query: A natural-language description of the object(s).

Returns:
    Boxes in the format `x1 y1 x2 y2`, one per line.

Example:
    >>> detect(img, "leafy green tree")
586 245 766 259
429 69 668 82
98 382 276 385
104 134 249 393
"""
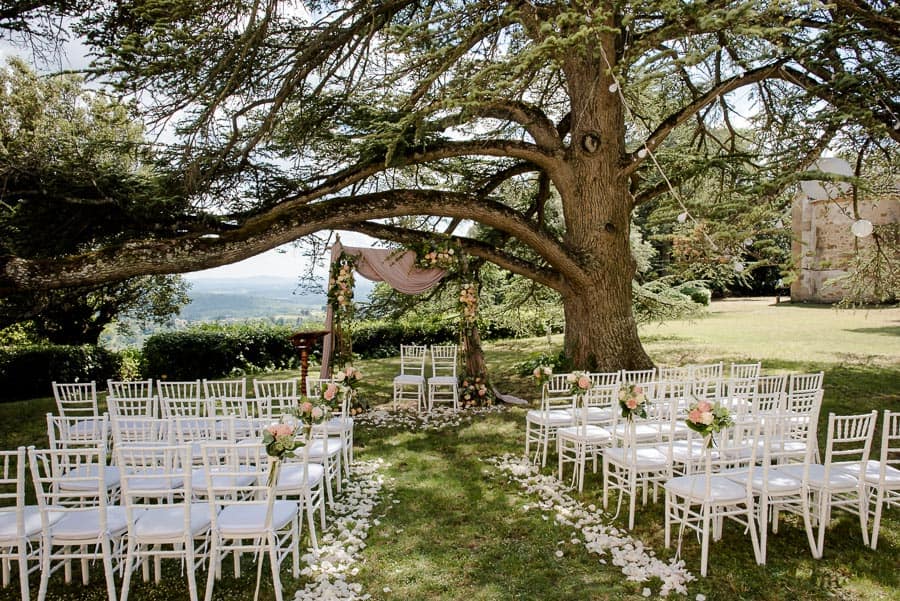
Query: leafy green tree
0 58 190 344
0 2 897 368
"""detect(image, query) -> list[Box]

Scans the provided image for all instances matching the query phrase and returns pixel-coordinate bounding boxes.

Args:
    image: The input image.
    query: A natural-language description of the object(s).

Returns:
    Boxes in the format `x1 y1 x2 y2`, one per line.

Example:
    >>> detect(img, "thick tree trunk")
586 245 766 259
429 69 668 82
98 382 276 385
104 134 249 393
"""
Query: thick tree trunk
554 21 654 371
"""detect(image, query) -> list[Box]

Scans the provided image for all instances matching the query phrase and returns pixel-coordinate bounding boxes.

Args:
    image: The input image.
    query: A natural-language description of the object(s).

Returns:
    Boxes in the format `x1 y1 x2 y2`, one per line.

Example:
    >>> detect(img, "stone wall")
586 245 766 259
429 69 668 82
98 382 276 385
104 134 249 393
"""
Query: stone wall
791 193 899 303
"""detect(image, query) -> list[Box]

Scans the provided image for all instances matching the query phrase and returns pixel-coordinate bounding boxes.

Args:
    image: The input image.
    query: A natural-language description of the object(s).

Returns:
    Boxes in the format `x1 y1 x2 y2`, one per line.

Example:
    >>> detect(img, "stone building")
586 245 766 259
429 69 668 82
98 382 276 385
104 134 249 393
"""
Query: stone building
791 192 899 303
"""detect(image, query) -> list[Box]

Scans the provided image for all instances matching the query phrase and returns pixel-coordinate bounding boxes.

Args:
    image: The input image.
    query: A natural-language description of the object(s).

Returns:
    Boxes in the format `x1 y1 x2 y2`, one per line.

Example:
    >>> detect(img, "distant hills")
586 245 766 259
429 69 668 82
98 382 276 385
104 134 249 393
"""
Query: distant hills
180 276 374 321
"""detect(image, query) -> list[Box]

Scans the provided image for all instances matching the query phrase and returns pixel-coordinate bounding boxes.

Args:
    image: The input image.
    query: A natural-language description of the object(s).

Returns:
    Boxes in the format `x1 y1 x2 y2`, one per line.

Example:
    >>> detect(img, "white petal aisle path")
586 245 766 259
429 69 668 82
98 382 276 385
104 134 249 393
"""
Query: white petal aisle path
487 454 695 597
294 407 695 599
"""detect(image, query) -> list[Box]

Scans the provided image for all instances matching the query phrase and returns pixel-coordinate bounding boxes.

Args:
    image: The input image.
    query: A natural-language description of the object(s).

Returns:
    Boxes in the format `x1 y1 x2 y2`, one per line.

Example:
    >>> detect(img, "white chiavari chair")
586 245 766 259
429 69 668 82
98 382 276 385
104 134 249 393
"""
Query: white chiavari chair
427 344 459 411
392 345 427 412
0 447 47 601
525 374 575 467
28 445 128 601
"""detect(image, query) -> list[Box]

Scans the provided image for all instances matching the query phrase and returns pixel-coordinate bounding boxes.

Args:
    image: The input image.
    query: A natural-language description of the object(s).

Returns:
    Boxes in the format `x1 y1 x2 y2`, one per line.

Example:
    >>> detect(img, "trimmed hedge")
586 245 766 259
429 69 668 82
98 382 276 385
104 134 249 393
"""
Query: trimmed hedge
0 344 122 401
142 324 299 380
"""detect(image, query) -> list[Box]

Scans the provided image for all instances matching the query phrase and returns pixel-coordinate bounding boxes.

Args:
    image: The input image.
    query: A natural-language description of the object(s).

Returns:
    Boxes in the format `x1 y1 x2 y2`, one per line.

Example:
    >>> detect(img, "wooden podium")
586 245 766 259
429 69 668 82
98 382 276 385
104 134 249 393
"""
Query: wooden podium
289 330 329 395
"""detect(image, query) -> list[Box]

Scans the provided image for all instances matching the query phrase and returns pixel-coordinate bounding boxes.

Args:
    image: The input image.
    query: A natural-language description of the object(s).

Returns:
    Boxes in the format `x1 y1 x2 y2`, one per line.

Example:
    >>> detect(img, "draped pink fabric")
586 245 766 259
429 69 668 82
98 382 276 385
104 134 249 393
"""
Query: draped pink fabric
319 241 447 377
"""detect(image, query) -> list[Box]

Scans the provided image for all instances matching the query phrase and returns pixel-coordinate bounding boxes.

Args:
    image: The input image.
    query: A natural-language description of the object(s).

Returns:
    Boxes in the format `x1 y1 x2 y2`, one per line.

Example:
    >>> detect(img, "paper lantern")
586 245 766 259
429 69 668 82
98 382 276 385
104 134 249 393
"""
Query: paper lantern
851 219 874 238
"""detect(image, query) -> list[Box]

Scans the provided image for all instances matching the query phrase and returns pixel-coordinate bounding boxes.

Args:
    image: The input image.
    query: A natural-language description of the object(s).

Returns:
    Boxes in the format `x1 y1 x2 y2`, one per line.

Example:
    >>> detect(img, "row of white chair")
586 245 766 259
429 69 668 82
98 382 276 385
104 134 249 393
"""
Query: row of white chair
1 438 320 601
527 370 824 468
661 409 899 576
53 378 323 422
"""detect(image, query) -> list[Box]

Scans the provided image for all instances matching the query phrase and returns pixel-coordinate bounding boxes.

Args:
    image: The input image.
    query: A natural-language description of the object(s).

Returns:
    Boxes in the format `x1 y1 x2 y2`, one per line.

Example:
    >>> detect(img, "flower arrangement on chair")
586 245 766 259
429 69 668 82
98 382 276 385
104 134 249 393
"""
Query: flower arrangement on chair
262 399 332 463
685 399 734 447
566 370 592 398
618 383 649 420
533 365 553 388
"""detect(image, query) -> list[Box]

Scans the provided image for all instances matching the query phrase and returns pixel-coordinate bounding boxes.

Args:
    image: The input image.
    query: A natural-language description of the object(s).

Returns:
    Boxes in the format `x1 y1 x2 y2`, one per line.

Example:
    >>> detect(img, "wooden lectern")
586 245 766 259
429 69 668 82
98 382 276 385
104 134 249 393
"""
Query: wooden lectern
289 330 329 395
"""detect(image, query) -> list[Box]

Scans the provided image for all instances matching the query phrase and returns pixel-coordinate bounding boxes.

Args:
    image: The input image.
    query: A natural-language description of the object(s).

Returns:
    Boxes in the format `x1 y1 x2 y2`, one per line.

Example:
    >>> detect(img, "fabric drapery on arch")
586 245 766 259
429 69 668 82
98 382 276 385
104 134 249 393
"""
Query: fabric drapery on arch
320 240 447 377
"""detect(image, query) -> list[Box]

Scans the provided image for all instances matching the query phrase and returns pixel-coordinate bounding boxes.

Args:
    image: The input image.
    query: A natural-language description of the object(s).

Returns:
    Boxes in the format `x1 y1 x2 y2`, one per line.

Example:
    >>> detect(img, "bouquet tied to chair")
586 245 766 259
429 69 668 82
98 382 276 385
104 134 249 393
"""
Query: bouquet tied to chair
262 399 332 486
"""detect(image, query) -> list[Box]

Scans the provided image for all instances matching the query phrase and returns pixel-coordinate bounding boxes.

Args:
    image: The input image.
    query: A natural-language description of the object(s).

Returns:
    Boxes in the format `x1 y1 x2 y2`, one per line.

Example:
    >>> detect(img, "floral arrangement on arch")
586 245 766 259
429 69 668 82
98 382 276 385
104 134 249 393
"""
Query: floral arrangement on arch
686 399 734 443
566 370 592 397
458 282 478 325
328 253 356 319
533 365 553 388
459 373 493 408
415 240 458 270
618 383 649 420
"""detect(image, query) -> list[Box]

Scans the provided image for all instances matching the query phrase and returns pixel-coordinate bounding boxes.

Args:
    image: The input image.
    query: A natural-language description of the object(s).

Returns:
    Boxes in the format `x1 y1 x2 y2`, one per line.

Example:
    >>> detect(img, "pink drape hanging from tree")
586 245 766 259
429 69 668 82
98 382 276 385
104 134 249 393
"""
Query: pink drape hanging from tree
320 241 447 377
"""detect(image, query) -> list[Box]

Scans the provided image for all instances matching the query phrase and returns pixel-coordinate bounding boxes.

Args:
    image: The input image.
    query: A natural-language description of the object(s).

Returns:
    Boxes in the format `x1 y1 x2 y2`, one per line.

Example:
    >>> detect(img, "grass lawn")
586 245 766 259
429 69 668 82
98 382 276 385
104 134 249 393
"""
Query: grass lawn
1 298 897 600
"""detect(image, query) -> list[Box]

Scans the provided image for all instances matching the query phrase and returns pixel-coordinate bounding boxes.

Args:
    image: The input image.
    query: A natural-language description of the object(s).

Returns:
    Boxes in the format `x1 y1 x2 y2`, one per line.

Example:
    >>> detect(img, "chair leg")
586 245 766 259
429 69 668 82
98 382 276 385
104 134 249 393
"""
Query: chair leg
700 508 711 578
871 488 885 550
269 535 283 601
857 488 870 547
100 537 117 601
204 538 217 601
185 543 199 601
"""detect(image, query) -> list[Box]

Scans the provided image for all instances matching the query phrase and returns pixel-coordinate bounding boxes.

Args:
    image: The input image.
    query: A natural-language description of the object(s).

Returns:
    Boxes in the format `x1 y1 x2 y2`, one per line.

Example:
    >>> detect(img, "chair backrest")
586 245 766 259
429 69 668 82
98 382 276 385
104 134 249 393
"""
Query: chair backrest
171 416 235 448
752 374 786 414
658 379 691 406
204 378 247 401
822 411 878 468
620 368 656 386
730 362 761 380
29 444 110 510
107 378 154 400
788 371 824 394
877 410 900 480
110 416 169 447
701 420 760 496
657 366 690 381
579 385 618 428
253 379 298 417
543 373 575 405
691 376 722 401
689 362 723 380
199 441 274 515
399 345 427 376
107 379 158 419
51 381 98 419
430 345 458 378
305 377 331 400
0 447 28 541
158 380 207 418
116 443 189 510
46 413 109 449
589 371 620 388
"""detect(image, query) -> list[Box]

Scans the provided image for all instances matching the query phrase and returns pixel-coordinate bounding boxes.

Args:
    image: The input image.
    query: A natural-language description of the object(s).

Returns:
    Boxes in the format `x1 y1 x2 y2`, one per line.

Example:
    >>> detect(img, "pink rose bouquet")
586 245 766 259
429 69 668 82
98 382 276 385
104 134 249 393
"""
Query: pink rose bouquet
533 365 553 388
618 383 649 420
566 370 592 397
685 399 733 443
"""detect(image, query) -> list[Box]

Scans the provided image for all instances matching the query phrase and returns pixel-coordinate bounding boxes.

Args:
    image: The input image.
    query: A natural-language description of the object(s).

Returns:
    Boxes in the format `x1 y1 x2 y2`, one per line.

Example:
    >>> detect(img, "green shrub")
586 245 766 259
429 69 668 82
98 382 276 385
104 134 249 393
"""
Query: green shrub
0 344 122 400
142 323 298 380
678 284 712 306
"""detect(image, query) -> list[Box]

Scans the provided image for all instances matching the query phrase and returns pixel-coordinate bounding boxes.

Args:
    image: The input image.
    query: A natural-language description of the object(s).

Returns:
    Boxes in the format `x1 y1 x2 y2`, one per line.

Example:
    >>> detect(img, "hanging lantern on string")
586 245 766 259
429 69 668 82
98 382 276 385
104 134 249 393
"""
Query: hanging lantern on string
850 219 874 238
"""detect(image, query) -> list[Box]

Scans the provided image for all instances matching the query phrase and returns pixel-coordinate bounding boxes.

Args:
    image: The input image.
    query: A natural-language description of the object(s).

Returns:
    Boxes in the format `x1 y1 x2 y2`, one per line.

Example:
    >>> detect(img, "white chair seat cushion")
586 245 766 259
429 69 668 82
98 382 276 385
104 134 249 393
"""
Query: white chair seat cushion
558 426 611 442
59 465 121 491
217 500 298 535
832 460 900 485
603 446 669 469
780 464 859 489
769 439 810 454
428 376 457 386
724 468 802 493
393 375 425 385
275 463 326 490
563 407 614 423
192 467 256 493
125 468 185 494
133 504 212 539
68 418 102 436
51 506 130 540
325 417 353 433
526 410 573 426
612 423 663 441
668 440 711 463
665 474 748 503
0 506 61 539
307 438 343 459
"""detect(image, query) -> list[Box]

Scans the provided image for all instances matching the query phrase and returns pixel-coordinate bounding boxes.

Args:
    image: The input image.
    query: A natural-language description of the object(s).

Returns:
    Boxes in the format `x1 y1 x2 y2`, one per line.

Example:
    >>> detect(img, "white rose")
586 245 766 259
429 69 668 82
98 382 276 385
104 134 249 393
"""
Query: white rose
699 411 714 425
